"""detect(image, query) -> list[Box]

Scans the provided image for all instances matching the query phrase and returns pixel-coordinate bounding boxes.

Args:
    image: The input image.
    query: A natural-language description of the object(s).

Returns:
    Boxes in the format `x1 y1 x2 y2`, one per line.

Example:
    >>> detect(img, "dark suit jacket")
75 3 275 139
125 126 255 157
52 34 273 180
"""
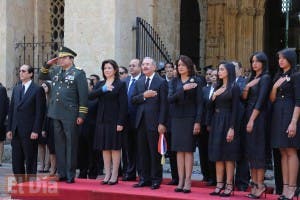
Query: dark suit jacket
89 79 127 126
7 82 46 138
131 73 168 132
125 75 143 126
0 86 8 136
168 76 203 123
202 85 214 126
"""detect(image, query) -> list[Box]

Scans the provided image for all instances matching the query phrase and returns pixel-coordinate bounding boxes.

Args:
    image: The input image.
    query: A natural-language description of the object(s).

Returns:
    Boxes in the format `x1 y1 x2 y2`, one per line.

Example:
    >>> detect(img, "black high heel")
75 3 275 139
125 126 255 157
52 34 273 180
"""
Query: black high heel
209 182 225 196
278 184 289 200
246 182 257 198
108 179 118 185
249 183 267 199
282 186 299 200
219 183 234 197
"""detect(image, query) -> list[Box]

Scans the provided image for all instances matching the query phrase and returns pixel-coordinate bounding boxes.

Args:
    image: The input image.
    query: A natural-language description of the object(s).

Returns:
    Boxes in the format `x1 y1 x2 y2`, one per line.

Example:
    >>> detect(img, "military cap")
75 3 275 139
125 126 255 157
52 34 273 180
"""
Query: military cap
58 46 77 58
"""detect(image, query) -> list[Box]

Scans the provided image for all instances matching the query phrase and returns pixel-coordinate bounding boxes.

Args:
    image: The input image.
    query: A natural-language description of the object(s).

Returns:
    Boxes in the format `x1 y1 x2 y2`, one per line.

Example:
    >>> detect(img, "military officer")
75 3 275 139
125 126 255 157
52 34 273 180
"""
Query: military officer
39 46 88 183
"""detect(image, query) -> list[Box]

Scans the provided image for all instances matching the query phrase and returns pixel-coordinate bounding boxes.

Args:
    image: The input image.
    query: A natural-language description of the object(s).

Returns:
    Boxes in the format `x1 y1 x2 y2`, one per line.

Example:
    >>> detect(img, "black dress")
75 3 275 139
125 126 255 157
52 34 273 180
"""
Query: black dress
271 71 300 148
208 84 240 161
244 74 271 169
89 79 127 151
168 77 203 152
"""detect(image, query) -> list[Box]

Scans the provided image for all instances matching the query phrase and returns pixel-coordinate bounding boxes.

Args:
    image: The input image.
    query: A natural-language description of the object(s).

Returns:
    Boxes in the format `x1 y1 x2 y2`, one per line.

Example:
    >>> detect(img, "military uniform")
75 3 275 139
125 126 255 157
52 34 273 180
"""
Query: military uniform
39 46 88 183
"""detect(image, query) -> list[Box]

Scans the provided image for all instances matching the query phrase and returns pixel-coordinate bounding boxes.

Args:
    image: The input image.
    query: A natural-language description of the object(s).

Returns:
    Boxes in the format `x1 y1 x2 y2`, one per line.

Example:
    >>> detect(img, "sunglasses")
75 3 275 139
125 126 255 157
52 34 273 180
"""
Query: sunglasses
19 70 28 73
119 72 125 75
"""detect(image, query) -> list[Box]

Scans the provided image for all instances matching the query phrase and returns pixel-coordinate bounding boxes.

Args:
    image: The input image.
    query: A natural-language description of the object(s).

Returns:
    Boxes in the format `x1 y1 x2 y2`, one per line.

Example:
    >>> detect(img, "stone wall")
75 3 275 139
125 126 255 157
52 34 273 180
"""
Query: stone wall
0 0 51 90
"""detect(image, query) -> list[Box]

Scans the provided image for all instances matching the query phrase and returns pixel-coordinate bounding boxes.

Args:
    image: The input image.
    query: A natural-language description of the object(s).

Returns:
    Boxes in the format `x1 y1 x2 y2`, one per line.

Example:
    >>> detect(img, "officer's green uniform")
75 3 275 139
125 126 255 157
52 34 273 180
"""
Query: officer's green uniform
39 46 88 182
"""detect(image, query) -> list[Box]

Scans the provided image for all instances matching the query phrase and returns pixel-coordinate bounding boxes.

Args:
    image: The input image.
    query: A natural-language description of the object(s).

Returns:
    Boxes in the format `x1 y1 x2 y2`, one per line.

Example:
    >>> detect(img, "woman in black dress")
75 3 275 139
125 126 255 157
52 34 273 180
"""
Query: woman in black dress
41 81 56 176
208 61 240 197
242 52 271 198
270 48 300 200
89 59 127 185
168 55 203 193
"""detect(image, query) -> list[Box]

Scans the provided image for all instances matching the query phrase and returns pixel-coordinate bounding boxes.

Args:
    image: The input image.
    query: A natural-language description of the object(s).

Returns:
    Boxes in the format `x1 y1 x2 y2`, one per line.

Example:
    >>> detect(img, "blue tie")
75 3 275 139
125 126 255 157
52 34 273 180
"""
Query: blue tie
20 85 25 100
127 79 136 101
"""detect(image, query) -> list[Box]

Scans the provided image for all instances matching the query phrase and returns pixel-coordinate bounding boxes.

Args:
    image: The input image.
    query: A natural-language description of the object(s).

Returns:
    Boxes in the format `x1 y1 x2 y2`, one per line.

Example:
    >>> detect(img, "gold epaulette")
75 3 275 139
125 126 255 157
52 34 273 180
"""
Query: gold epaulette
40 67 49 73
75 66 82 70
79 106 88 114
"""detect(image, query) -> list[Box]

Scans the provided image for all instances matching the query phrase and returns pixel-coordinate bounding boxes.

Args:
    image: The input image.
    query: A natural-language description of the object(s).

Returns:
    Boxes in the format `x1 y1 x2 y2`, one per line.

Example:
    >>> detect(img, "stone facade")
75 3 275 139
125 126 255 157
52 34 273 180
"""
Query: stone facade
0 0 268 90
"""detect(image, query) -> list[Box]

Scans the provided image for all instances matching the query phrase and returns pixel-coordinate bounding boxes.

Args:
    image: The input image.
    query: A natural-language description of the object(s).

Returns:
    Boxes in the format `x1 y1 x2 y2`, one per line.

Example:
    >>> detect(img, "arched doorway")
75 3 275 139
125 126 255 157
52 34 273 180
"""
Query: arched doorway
180 0 200 68
264 0 300 75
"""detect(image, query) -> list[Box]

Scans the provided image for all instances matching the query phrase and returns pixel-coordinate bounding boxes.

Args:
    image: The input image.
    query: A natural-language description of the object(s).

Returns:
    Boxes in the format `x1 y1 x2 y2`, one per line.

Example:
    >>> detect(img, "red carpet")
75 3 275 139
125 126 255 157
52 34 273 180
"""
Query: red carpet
11 178 279 200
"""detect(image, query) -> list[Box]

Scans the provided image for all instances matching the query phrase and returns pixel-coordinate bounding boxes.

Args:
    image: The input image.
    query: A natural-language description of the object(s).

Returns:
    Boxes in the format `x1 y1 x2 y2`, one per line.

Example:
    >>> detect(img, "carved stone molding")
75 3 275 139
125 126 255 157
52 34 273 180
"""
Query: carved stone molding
226 7 239 16
241 7 256 16
256 8 265 16
207 0 225 6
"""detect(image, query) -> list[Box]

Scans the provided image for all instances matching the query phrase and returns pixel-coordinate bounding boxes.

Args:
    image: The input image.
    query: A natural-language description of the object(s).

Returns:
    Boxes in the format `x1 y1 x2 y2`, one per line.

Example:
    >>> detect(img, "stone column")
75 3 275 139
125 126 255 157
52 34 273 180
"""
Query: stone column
224 0 239 60
254 0 266 51
237 0 256 69
64 0 116 76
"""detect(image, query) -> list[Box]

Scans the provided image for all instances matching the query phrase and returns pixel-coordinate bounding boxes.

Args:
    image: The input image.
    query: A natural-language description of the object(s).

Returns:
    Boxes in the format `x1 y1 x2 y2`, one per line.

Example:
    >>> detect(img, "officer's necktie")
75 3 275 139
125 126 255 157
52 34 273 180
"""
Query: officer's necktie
20 85 25 100
145 77 150 90
127 79 136 100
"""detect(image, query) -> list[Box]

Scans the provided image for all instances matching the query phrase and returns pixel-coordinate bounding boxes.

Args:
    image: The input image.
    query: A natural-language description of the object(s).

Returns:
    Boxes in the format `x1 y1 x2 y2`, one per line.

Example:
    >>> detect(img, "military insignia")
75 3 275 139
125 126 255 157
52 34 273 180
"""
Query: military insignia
53 75 59 82
75 66 82 70
190 78 195 82
285 75 290 82
66 75 75 81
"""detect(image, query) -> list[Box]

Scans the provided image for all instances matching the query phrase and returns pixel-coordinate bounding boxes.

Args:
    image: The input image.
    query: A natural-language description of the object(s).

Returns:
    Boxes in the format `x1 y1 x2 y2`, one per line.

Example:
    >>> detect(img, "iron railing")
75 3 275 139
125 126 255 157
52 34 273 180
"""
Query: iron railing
135 17 172 68
15 35 63 81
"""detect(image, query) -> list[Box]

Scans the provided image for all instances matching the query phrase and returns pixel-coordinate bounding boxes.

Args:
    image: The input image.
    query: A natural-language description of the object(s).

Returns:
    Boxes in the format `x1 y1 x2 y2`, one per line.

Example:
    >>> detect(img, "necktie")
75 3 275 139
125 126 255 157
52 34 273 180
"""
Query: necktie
145 77 150 90
127 79 136 101
20 85 25 100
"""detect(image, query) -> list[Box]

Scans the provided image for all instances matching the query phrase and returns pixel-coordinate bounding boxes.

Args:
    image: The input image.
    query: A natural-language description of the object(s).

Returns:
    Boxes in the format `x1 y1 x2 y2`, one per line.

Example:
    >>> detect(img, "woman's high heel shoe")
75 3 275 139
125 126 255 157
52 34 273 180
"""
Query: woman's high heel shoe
219 183 234 197
209 182 225 196
246 182 257 198
249 184 267 199
282 186 299 200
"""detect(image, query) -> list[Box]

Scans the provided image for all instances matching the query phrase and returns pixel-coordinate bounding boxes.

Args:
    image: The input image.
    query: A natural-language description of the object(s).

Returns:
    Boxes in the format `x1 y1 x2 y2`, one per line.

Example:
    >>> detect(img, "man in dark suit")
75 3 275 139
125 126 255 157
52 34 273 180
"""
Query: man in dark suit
132 57 168 190
7 64 46 183
162 62 179 185
122 58 142 181
197 67 216 186
0 83 9 166
232 61 250 191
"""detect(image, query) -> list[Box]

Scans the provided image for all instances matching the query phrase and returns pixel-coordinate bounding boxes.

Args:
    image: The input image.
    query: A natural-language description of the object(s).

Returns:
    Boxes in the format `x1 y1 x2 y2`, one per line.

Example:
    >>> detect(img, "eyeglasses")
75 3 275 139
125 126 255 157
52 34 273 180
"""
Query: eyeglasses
19 70 27 73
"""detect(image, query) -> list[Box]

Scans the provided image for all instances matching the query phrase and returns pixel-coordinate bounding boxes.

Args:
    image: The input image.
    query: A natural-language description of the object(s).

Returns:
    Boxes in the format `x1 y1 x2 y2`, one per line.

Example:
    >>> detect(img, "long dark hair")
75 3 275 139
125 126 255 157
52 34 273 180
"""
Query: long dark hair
175 55 195 78
274 48 297 81
101 59 119 80
248 51 269 82
216 61 236 90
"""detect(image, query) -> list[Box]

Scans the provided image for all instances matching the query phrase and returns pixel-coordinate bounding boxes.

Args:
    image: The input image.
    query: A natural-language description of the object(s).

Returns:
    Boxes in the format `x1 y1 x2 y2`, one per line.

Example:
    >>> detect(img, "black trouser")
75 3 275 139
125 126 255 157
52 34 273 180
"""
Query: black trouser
137 117 162 184
77 123 99 179
122 124 139 178
235 130 250 189
12 131 38 183
53 119 78 180
166 130 178 181
197 126 216 182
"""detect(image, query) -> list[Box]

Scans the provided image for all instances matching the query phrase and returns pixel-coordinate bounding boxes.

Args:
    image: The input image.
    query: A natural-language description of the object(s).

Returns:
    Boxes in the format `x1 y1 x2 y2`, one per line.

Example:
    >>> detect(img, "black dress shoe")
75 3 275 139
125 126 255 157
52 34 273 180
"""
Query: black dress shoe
166 179 179 185
183 189 191 193
122 176 136 181
108 180 118 185
66 178 75 183
174 188 183 192
58 177 67 182
133 181 151 188
151 183 160 190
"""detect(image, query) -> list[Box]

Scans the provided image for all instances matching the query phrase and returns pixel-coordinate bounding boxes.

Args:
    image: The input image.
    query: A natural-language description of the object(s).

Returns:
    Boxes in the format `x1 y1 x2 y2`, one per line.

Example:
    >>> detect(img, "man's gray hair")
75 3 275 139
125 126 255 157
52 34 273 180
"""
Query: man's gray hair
143 57 156 66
